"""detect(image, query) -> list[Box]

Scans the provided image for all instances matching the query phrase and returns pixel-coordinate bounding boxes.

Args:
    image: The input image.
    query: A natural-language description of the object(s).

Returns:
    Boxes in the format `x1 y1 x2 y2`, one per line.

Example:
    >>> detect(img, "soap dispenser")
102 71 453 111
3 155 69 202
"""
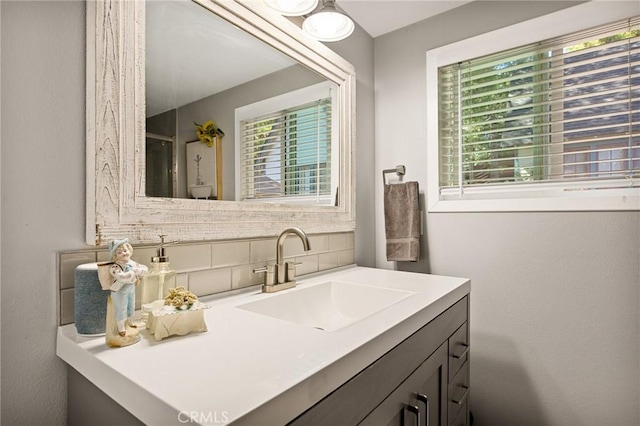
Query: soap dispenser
140 235 177 324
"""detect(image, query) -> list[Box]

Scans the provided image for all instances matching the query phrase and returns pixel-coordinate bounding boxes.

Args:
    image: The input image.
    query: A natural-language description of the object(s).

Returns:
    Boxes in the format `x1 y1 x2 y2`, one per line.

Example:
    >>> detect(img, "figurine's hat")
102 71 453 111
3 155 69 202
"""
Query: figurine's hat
109 238 130 259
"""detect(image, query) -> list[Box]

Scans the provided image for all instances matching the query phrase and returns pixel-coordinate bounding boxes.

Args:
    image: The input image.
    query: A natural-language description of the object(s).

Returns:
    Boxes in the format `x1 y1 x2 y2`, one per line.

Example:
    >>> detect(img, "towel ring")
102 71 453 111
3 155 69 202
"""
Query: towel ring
383 165 406 185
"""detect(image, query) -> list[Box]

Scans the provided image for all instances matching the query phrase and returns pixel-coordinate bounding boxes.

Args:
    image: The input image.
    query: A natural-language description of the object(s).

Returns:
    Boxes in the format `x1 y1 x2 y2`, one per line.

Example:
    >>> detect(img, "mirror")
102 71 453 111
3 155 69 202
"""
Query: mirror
86 0 355 245
145 0 338 203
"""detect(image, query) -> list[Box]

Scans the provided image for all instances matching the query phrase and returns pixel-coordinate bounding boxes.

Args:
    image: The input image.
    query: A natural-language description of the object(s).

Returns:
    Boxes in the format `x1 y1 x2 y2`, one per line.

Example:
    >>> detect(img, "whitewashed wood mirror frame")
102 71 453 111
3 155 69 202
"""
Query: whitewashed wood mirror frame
86 0 356 245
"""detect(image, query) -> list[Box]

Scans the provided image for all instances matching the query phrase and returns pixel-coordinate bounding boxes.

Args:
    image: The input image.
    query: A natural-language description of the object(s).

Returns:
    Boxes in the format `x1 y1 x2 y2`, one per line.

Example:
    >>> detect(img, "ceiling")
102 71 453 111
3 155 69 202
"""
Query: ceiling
338 0 473 38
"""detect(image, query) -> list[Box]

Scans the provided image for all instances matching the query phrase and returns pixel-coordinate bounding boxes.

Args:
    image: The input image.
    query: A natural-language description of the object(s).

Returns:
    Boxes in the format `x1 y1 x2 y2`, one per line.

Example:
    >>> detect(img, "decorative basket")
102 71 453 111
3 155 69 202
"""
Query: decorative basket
97 262 115 290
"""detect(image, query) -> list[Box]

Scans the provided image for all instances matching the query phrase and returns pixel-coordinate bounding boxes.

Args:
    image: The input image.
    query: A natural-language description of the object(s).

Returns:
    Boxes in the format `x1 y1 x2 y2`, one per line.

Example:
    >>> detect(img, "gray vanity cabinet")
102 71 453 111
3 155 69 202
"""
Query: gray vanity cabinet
288 295 469 426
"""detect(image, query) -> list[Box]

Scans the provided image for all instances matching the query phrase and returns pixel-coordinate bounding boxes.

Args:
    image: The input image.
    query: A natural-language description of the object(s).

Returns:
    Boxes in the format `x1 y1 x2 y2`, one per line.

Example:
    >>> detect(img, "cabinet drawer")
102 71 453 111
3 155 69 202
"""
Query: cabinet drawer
448 361 469 424
449 400 468 426
448 322 468 381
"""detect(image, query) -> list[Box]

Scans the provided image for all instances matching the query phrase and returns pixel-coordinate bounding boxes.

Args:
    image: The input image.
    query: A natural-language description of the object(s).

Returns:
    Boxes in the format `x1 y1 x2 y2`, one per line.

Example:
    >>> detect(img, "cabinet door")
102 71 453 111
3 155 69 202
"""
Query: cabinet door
360 343 448 426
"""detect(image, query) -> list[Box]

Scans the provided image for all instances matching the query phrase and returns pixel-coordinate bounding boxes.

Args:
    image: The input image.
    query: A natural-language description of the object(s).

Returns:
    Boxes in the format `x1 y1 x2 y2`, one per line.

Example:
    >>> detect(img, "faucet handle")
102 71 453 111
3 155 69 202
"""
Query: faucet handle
285 261 302 283
253 264 276 286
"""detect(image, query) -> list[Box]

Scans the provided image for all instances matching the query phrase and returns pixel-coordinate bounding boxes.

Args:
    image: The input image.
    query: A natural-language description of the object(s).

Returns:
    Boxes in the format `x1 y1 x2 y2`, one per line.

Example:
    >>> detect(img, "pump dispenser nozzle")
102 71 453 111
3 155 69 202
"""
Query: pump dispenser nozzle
152 235 177 263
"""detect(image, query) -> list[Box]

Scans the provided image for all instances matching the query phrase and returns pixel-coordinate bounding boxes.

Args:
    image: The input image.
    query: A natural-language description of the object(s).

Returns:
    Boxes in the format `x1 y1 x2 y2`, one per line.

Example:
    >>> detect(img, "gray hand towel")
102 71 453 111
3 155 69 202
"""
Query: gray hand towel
384 181 420 262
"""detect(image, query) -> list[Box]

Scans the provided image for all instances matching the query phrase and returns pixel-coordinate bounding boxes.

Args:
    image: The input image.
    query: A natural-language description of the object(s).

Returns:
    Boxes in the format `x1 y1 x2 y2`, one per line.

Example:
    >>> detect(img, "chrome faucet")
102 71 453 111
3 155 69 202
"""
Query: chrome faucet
254 227 311 293
276 227 311 283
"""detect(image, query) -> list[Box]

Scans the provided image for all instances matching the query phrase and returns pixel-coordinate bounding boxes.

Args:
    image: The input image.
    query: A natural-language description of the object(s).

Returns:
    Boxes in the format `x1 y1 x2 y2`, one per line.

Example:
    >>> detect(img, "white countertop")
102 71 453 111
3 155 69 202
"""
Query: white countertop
57 266 470 425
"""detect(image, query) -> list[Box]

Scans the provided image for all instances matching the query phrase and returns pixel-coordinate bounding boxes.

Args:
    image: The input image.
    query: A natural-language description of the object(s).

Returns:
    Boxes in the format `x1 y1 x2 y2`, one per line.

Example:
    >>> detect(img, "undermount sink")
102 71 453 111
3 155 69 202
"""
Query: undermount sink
237 281 416 332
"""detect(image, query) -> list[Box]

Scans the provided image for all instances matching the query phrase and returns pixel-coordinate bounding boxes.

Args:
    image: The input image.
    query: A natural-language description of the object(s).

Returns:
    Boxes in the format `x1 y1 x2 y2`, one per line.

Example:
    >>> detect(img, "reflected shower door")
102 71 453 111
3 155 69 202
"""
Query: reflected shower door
146 135 176 198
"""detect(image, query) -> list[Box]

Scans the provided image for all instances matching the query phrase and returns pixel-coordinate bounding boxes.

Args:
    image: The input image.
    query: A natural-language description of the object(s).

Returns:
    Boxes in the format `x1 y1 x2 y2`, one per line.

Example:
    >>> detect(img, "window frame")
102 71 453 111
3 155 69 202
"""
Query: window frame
235 81 339 204
426 1 640 212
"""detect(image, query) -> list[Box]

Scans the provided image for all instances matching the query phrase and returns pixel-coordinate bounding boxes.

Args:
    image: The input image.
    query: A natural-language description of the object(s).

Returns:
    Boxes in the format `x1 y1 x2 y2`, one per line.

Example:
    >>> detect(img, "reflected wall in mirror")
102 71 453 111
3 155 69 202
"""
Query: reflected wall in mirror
86 0 355 245
146 0 338 204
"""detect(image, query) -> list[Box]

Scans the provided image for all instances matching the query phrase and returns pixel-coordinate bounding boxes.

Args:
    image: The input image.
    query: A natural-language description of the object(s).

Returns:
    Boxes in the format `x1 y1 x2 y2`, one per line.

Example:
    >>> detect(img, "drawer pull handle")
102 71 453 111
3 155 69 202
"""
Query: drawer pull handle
452 386 469 405
452 343 469 360
417 393 429 426
406 404 421 426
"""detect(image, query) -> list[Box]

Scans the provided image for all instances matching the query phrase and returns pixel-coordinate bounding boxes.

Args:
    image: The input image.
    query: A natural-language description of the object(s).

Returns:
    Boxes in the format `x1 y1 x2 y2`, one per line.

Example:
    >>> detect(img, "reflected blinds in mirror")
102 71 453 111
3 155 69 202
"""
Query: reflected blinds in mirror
239 98 332 204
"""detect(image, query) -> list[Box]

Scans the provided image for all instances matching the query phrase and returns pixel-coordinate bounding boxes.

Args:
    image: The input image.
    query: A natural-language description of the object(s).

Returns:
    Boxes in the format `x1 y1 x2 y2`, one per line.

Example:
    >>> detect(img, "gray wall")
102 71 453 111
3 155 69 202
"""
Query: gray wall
329 24 376 269
0 1 375 424
373 1 640 425
1 1 85 424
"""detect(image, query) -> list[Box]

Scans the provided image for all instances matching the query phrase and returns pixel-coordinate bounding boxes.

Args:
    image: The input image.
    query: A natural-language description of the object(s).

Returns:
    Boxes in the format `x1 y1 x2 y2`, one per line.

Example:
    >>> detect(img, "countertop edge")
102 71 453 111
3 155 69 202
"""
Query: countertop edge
57 327 182 425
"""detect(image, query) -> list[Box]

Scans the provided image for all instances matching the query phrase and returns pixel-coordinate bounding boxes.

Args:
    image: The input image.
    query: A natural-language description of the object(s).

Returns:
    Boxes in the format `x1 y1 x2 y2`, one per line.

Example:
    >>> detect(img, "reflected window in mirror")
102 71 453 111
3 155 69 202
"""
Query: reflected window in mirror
235 82 338 205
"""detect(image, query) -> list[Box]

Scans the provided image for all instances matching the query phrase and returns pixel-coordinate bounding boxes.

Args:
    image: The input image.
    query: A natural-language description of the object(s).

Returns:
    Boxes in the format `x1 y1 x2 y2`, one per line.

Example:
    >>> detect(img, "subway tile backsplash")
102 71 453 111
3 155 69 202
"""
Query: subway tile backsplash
188 268 232 297
58 231 355 326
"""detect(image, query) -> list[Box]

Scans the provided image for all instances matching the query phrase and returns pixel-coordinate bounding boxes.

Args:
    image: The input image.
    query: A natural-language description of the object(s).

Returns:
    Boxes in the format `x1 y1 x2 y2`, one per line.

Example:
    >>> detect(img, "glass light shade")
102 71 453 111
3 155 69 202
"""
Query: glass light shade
263 0 319 16
302 6 354 42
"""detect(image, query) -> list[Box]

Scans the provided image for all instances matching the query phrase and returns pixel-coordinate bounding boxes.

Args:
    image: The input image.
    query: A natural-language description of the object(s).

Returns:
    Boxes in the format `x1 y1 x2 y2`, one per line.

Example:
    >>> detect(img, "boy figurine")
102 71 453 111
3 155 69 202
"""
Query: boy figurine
105 239 148 346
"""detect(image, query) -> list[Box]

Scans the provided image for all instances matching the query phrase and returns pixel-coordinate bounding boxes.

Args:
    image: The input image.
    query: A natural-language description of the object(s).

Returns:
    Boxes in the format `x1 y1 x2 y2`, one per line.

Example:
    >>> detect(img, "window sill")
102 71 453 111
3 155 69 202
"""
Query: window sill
428 187 640 212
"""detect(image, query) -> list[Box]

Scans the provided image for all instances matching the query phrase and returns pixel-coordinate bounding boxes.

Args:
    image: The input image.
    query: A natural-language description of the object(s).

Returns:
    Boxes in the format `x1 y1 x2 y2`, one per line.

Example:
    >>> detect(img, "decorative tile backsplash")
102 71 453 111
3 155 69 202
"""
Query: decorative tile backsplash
58 231 355 326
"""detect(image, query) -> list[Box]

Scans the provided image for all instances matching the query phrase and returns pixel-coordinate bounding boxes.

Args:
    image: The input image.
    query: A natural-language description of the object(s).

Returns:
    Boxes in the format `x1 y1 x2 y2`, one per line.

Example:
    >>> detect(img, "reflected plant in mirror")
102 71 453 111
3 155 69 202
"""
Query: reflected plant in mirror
194 120 224 147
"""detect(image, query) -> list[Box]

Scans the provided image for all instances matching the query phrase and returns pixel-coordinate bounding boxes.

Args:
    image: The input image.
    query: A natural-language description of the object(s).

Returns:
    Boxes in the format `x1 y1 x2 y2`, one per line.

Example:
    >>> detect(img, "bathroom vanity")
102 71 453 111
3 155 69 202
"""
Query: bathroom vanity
289 294 469 426
57 266 470 425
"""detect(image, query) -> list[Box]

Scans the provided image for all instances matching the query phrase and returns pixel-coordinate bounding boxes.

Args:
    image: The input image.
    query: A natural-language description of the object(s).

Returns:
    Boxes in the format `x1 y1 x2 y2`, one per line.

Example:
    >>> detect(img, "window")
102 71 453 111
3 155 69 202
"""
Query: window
235 82 338 204
426 3 640 211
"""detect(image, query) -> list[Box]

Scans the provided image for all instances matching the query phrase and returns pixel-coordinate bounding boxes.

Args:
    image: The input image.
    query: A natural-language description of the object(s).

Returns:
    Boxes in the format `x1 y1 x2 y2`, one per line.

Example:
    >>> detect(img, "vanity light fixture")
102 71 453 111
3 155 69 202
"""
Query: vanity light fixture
263 0 319 16
302 0 354 42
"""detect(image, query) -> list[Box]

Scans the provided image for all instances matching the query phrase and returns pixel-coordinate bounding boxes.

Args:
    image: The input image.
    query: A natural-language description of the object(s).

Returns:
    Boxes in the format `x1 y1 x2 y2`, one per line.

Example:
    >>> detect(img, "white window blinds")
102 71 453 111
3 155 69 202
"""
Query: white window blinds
239 98 332 203
438 17 639 193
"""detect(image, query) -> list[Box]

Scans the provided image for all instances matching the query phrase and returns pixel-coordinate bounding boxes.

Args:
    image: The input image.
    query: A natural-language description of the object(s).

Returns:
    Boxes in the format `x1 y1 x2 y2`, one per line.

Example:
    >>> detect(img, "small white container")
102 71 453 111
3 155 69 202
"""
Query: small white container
146 301 209 341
